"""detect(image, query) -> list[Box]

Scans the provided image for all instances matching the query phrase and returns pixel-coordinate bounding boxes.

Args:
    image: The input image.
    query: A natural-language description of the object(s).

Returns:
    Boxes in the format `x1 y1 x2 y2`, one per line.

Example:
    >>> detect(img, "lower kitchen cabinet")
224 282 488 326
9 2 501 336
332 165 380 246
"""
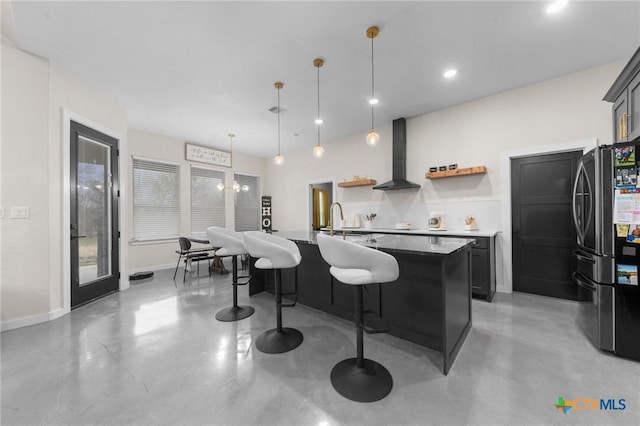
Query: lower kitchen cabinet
468 236 496 302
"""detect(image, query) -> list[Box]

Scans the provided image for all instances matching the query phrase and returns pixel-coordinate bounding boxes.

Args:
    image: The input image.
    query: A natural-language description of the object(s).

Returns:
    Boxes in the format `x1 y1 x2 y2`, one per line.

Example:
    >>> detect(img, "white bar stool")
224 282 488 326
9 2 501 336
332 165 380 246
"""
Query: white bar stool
206 227 255 322
317 232 399 403
243 231 304 354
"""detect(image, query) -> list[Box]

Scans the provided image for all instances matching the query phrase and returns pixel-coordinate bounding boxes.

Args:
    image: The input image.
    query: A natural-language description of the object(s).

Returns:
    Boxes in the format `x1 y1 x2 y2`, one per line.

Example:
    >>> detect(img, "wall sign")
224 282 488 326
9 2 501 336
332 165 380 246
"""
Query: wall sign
185 143 231 167
261 196 272 231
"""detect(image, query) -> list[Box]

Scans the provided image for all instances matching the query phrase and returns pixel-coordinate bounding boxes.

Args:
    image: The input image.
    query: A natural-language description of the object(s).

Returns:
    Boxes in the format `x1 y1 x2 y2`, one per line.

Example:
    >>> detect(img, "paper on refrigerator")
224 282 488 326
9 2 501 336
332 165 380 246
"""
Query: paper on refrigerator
613 191 640 223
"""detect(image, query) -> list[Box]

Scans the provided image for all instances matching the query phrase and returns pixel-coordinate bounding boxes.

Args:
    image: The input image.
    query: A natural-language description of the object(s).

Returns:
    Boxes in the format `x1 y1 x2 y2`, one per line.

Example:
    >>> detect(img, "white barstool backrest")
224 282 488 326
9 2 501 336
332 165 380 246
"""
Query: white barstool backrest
317 233 399 285
207 226 247 257
244 231 302 269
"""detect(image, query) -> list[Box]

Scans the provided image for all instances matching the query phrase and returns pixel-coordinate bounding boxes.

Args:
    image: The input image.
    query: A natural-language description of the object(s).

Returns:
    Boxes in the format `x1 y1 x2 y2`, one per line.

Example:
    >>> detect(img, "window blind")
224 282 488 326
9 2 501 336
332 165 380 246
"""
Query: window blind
132 158 180 241
191 166 225 233
234 173 260 232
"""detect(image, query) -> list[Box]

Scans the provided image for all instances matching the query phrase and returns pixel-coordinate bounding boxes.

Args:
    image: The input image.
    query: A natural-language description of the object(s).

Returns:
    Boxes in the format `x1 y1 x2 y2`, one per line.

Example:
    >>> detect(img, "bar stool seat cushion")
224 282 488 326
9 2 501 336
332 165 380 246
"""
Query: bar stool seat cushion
317 233 399 285
244 232 301 269
206 227 247 257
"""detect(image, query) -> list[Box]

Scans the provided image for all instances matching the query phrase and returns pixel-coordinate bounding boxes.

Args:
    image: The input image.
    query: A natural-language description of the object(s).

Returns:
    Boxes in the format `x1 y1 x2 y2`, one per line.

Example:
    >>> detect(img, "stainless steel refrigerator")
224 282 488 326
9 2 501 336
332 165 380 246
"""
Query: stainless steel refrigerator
573 144 640 361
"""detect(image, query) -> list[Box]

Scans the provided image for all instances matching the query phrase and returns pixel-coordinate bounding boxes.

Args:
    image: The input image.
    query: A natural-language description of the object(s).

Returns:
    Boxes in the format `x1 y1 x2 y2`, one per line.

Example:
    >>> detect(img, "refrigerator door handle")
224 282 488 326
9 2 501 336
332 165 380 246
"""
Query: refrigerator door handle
572 271 597 292
572 160 591 246
574 250 596 264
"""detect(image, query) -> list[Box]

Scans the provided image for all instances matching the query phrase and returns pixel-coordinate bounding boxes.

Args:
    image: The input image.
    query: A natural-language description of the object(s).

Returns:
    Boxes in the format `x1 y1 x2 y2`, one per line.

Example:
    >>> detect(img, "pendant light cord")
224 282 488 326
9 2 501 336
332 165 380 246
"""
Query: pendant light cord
317 65 321 144
277 87 281 155
370 35 375 130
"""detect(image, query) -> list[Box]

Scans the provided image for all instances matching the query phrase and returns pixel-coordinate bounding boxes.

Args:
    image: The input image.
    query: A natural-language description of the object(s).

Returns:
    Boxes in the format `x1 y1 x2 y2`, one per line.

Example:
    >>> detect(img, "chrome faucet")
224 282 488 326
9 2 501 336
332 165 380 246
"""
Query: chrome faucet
328 202 344 236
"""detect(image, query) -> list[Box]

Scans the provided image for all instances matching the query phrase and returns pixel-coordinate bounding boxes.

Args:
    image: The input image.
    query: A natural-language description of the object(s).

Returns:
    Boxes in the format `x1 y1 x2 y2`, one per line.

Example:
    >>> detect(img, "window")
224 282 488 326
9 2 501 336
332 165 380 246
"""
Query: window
191 166 225 233
234 173 260 231
132 157 180 241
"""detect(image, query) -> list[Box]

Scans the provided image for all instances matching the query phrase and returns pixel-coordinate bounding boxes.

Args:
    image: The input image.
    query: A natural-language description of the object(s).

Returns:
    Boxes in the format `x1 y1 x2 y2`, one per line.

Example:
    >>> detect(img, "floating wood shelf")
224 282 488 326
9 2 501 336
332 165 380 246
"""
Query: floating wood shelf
426 166 487 179
338 179 377 188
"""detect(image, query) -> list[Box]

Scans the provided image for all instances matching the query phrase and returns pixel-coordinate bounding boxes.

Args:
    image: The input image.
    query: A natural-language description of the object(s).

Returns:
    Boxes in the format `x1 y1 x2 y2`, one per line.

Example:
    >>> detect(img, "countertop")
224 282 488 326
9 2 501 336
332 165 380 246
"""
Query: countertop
276 230 474 256
320 227 500 238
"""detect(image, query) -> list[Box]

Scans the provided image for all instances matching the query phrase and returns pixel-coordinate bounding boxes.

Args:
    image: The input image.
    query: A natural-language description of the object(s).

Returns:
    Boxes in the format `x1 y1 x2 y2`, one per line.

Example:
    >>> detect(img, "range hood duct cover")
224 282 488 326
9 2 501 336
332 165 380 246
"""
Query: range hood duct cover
372 117 421 190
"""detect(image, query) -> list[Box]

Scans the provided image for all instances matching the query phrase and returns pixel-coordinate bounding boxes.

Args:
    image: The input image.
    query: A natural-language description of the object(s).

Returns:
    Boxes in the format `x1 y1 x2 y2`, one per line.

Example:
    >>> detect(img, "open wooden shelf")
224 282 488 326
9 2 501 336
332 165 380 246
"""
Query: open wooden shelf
426 166 487 179
338 179 377 188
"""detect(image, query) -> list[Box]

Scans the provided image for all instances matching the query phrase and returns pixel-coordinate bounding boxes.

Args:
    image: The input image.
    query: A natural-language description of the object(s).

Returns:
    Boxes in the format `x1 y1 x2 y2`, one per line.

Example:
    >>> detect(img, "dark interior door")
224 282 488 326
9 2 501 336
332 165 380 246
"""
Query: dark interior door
70 121 120 308
512 151 582 300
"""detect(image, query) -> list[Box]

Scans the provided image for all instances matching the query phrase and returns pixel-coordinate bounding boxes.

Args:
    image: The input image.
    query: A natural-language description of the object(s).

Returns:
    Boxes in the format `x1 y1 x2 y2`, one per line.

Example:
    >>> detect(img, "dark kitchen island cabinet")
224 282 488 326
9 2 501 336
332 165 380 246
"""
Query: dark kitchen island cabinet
320 228 498 302
248 231 474 375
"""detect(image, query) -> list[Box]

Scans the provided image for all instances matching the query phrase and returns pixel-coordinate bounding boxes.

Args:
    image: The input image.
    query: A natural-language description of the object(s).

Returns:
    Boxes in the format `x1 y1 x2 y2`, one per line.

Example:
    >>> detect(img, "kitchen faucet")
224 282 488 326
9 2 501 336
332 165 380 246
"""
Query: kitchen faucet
328 202 344 236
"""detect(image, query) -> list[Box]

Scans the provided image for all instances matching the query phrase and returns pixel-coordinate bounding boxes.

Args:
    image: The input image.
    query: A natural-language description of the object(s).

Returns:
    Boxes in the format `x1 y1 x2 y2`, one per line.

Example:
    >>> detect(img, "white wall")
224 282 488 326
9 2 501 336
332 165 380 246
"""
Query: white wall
127 128 267 271
266 61 625 293
1 41 128 328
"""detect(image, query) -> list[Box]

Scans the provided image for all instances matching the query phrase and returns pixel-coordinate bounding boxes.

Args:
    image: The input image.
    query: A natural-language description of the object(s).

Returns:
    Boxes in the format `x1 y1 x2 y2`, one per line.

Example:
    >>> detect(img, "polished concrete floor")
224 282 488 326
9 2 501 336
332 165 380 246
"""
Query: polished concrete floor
2 265 639 426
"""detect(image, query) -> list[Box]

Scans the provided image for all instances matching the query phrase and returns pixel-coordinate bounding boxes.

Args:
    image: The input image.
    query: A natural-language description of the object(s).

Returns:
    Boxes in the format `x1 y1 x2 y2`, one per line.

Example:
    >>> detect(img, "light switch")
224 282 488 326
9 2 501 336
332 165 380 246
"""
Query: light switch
10 207 30 219
0 207 4 219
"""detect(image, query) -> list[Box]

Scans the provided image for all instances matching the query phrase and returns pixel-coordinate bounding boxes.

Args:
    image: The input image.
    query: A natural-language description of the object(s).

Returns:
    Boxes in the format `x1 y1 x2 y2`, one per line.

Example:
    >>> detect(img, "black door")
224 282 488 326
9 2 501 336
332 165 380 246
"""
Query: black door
70 121 120 308
512 151 582 300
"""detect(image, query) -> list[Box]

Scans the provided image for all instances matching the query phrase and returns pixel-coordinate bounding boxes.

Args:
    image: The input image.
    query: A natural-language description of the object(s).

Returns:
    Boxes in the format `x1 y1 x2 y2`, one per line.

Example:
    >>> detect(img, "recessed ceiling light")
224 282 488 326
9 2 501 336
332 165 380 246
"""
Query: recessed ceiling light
369 98 379 105
546 0 568 14
315 118 323 124
443 69 457 79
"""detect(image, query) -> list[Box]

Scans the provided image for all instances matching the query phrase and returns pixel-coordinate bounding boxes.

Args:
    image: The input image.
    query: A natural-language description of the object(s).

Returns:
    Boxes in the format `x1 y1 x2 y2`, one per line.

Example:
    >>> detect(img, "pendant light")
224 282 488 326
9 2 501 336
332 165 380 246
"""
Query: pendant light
216 133 249 192
312 58 325 158
273 81 285 166
365 26 380 147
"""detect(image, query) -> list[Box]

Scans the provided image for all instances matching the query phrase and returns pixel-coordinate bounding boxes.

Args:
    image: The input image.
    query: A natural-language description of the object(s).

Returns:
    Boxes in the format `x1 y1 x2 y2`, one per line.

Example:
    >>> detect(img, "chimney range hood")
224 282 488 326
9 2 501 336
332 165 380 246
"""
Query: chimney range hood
372 117 421 190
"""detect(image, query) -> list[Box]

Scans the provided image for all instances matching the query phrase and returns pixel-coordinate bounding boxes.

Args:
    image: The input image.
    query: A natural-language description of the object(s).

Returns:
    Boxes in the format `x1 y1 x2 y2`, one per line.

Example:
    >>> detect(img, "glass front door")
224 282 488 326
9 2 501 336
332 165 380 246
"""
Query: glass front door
70 121 119 308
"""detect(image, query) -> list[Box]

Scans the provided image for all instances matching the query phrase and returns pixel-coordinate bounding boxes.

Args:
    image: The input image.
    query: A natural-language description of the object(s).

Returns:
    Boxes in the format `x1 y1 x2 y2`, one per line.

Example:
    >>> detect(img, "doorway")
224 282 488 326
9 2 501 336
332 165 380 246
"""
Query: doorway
309 182 333 231
70 121 120 308
511 150 582 300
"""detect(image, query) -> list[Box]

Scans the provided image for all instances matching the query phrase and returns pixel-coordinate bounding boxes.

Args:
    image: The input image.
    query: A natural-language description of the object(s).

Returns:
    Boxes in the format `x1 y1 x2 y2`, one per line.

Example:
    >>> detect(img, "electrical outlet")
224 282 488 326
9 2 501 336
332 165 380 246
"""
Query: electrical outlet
10 207 30 219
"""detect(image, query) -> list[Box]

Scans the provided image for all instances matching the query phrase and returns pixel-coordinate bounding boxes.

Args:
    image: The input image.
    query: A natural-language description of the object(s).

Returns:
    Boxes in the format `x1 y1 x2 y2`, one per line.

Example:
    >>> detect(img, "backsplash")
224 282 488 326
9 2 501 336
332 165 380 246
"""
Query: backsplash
337 199 503 232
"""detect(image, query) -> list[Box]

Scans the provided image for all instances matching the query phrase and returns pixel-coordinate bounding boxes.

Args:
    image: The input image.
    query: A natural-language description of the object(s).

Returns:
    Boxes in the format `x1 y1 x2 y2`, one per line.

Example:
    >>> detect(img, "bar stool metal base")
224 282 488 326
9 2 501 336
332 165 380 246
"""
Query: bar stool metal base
330 358 393 402
255 328 303 354
215 305 255 322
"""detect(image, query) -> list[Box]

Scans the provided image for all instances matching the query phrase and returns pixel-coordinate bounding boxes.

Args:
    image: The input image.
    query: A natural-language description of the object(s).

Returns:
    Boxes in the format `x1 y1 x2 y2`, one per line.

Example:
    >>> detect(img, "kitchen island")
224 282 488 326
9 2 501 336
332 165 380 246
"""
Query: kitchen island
248 231 474 375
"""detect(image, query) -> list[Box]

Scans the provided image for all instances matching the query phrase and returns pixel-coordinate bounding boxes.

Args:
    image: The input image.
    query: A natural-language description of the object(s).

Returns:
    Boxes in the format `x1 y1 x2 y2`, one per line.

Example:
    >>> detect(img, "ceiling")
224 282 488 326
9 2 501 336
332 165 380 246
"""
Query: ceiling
8 1 640 158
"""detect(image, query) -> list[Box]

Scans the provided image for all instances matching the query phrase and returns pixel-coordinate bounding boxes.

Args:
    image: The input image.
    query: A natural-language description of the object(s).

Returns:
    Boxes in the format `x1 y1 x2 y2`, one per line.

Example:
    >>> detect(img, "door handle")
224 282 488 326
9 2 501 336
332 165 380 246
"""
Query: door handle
574 250 595 264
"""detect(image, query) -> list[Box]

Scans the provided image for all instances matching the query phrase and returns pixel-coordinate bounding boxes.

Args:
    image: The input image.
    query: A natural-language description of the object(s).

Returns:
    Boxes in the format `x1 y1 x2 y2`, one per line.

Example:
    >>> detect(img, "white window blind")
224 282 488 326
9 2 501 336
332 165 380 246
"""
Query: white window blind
132 158 180 241
234 173 260 232
191 166 225 233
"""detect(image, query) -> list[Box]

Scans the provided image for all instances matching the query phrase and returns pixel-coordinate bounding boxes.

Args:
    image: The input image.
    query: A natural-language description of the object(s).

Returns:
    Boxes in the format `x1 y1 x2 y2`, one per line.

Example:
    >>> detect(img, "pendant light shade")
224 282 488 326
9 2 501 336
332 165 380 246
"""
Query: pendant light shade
273 81 285 166
366 130 380 146
313 57 325 158
366 26 380 147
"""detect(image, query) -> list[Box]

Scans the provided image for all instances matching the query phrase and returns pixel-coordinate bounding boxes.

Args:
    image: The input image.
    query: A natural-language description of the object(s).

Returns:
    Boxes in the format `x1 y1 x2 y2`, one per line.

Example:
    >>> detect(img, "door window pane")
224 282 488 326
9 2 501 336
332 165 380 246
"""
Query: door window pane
78 136 111 285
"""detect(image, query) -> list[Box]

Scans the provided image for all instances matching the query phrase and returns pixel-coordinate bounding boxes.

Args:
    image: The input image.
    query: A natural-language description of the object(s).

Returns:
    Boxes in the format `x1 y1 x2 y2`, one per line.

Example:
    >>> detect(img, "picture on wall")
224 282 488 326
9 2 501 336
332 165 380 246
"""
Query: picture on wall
185 143 231 167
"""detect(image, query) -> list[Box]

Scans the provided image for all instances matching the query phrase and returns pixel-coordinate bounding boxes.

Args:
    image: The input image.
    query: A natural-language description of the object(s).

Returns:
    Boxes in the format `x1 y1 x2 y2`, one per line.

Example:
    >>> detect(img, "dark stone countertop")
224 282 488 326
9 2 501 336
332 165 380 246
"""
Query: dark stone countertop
275 230 474 256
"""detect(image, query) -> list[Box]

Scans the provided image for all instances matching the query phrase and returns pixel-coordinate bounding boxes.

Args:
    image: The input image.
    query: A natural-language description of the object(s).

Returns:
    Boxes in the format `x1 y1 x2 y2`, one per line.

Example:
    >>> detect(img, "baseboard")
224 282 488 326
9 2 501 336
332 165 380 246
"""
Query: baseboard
128 263 175 274
1 308 68 332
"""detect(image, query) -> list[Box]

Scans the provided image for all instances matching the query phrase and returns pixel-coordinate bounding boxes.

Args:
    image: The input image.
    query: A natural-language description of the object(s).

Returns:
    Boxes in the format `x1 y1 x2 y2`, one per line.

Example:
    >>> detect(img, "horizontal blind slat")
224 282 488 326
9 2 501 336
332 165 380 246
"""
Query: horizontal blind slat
133 159 180 240
191 167 225 233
